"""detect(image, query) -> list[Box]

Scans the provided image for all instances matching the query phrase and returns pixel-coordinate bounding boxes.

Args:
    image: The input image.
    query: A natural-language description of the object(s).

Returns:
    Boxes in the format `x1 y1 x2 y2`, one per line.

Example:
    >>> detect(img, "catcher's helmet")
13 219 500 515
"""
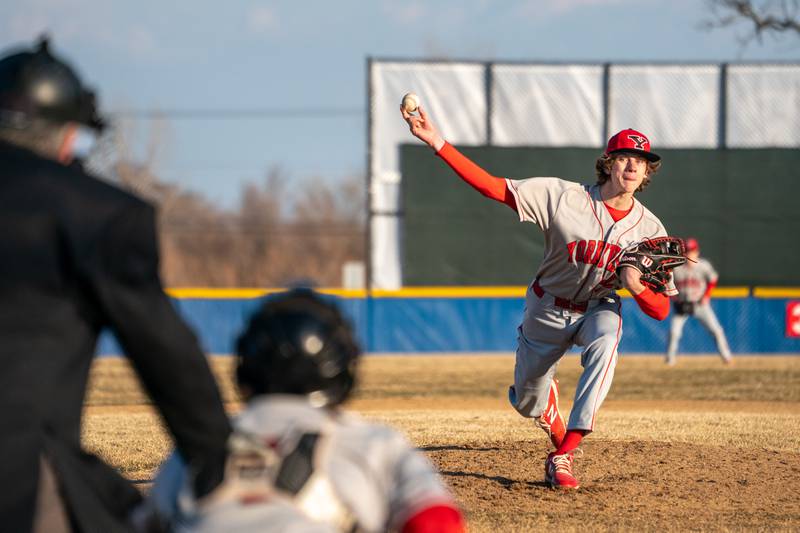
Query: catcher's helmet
236 289 360 407
0 36 104 131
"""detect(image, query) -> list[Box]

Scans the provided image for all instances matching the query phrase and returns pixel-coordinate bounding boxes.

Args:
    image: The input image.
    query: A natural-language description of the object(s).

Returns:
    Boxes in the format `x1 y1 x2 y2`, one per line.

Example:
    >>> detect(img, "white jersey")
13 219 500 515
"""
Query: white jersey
672 258 718 303
506 177 677 299
148 395 455 533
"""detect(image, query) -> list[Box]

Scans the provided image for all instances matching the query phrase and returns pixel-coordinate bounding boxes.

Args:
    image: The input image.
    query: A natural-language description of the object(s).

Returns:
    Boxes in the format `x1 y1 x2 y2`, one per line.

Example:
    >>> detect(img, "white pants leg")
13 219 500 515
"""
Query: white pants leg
694 303 733 362
571 297 623 431
509 290 574 418
666 313 689 364
510 288 622 434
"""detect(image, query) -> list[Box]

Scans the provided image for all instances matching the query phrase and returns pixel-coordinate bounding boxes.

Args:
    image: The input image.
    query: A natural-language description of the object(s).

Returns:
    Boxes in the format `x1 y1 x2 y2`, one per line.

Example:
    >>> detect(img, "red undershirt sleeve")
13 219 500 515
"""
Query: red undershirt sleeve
400 504 466 533
436 142 517 211
703 279 717 301
632 287 670 321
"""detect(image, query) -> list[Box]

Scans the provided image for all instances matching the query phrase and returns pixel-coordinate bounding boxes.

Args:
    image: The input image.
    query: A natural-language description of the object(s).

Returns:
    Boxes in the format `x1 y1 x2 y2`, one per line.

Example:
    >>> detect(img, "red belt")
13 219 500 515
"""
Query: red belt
532 279 588 313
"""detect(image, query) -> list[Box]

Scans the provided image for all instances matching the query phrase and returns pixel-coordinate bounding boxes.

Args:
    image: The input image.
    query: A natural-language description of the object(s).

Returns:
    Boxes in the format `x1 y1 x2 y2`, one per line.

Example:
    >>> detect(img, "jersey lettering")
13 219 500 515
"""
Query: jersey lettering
592 241 606 266
603 244 622 272
676 279 703 291
510 178 675 299
672 259 716 302
567 239 622 272
585 240 597 264
566 241 577 262
575 241 587 263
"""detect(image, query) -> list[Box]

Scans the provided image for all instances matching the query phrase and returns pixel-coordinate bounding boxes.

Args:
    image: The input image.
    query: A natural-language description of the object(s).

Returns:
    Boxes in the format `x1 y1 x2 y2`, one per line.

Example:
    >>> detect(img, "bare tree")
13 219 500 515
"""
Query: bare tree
233 166 288 286
704 0 800 46
157 166 365 288
283 174 365 286
93 115 365 288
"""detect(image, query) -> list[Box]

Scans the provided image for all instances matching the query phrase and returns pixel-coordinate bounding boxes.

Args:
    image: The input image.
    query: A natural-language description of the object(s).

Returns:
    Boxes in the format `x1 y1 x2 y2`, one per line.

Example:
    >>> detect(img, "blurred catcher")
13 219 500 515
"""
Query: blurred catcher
146 288 466 533
666 238 733 365
0 36 231 532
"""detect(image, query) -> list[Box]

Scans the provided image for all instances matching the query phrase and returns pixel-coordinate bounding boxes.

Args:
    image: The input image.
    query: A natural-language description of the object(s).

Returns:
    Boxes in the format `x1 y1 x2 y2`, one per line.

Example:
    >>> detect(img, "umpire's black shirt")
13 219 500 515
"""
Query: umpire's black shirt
0 140 232 532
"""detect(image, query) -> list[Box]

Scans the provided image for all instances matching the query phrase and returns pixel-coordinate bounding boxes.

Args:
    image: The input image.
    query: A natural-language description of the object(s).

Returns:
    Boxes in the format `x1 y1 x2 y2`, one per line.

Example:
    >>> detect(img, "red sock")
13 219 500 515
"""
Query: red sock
555 430 587 455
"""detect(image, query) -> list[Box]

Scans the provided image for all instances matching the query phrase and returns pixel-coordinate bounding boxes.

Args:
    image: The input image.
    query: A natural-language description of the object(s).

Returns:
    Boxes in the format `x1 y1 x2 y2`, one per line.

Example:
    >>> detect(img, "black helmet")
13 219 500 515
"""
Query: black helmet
236 289 360 407
0 35 104 131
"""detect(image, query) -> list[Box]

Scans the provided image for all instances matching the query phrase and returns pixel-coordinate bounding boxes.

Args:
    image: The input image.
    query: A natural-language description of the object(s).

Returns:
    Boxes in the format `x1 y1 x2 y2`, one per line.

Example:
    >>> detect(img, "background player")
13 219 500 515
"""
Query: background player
146 288 466 533
666 238 733 365
401 102 677 490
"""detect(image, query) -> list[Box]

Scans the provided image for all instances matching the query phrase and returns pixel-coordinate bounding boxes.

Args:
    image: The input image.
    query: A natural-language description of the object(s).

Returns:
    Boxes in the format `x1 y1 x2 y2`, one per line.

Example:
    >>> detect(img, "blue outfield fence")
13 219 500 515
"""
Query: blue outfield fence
96 288 800 356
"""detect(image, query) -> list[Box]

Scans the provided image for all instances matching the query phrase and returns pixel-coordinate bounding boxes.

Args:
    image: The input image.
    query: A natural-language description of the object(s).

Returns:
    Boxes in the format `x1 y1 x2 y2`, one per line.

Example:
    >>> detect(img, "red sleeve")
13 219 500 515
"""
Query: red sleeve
632 287 670 321
703 279 717 301
436 142 517 211
401 504 466 533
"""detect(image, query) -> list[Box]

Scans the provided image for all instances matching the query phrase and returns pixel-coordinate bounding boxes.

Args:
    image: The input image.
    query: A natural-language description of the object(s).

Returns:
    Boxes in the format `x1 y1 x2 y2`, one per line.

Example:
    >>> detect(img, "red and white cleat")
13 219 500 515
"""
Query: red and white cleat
536 378 566 449
544 451 580 490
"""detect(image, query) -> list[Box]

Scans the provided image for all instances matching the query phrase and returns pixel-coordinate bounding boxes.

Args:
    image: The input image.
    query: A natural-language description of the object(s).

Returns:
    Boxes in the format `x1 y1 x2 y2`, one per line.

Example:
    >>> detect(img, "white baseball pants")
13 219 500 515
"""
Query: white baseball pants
508 285 623 432
666 302 732 364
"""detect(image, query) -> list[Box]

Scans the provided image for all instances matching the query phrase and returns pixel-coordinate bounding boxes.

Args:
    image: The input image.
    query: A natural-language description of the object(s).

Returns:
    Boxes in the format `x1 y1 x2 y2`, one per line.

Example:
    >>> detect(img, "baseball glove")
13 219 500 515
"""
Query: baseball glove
616 237 688 294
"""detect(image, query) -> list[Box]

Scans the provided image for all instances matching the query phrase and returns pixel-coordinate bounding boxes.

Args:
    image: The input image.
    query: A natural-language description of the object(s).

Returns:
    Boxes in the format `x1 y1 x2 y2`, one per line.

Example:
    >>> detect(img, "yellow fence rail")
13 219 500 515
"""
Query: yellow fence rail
165 286 799 299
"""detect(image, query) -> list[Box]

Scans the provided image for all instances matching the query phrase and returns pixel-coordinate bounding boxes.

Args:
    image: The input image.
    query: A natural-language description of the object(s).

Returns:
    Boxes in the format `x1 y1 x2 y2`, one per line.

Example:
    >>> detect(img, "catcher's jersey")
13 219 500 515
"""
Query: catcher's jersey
672 258 717 303
506 177 677 299
149 395 455 533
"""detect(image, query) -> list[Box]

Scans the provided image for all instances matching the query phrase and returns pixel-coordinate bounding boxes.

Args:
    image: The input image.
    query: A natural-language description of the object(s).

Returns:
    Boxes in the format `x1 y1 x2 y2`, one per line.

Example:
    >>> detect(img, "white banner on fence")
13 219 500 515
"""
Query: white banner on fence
369 60 799 290
727 65 800 148
608 65 720 148
492 64 604 147
370 61 486 289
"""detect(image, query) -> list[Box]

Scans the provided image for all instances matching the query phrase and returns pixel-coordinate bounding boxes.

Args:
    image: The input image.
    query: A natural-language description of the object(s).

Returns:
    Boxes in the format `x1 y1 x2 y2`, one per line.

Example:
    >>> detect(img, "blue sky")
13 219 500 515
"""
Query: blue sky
1 0 797 208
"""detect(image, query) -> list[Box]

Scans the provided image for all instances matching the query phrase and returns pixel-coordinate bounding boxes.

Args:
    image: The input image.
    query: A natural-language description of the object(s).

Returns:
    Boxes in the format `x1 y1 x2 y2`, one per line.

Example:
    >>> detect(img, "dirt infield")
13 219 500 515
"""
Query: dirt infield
429 439 799 532
83 354 800 531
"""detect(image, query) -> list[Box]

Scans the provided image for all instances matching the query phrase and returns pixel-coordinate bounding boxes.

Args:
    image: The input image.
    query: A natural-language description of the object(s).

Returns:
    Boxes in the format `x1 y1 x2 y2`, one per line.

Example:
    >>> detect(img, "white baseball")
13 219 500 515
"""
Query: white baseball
402 92 420 113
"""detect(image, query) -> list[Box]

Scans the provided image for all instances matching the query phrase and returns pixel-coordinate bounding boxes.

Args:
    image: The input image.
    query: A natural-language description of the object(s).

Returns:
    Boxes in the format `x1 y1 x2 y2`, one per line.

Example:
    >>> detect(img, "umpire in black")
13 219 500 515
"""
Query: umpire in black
0 37 232 532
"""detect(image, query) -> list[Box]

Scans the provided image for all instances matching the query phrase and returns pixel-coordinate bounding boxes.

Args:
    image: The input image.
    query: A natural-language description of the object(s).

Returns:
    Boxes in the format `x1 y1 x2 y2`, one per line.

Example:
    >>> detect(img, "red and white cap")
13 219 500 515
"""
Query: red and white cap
605 129 661 162
685 238 699 252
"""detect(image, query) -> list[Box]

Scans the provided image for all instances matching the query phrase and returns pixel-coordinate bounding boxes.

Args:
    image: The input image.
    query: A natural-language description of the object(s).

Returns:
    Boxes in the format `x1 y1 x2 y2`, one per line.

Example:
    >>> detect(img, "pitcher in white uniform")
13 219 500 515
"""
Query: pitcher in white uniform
666 238 733 365
401 102 676 490
143 289 466 533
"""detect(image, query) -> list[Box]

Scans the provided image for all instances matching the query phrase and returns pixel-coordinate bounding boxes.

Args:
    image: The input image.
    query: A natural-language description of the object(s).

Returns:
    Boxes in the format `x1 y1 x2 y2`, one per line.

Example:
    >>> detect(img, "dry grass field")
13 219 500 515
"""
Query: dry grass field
83 354 800 531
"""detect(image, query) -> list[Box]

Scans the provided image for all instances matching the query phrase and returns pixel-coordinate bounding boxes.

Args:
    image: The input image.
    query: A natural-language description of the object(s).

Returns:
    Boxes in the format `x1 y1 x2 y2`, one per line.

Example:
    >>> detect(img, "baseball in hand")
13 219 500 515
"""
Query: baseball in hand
402 92 420 113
